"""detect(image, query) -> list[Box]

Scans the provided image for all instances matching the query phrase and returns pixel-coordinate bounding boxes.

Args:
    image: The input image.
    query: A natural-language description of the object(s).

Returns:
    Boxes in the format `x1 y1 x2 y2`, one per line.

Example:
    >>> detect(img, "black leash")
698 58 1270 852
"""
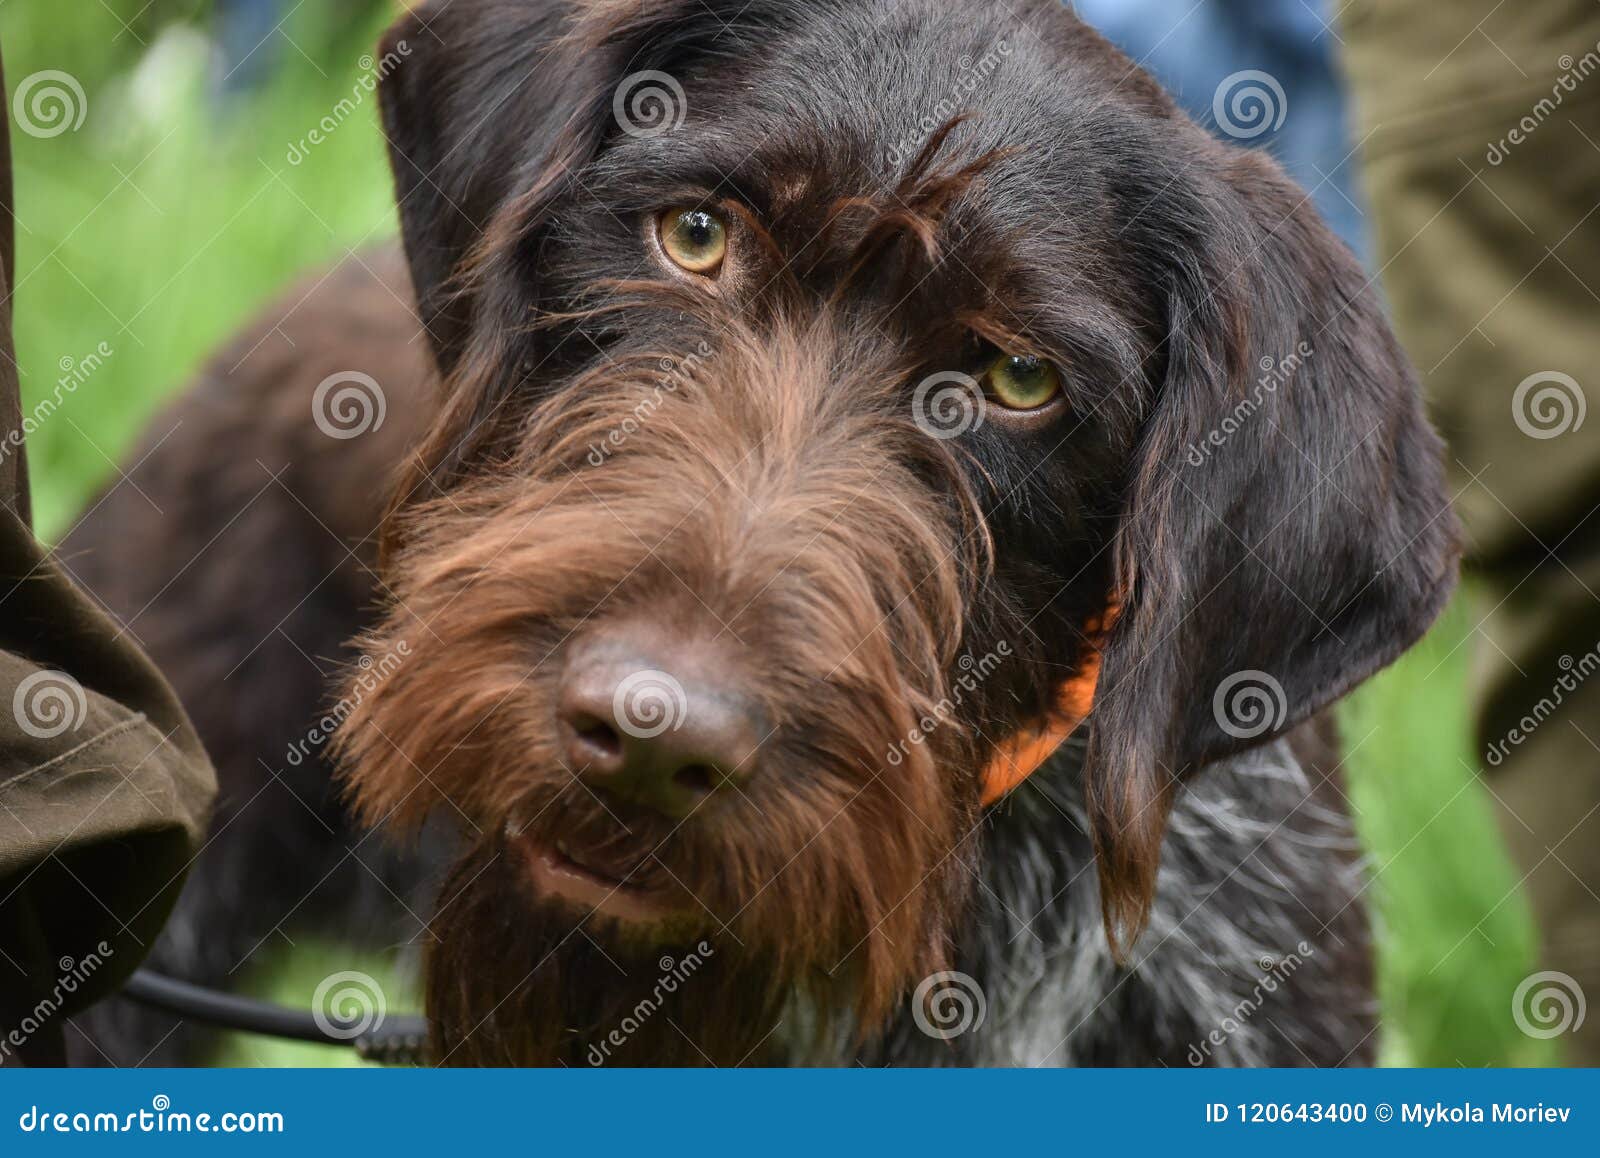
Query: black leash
122 970 430 1065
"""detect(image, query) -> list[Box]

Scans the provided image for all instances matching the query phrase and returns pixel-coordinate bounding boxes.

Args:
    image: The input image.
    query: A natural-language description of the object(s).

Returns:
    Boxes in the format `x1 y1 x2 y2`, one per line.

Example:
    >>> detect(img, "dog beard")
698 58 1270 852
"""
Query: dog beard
348 322 1004 1065
424 839 798 1067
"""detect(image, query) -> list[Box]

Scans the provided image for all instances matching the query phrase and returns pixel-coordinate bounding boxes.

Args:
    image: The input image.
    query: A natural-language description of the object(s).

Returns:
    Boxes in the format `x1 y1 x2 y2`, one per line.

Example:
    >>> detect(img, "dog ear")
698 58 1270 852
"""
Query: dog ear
378 0 710 373
376 0 596 373
1085 144 1459 955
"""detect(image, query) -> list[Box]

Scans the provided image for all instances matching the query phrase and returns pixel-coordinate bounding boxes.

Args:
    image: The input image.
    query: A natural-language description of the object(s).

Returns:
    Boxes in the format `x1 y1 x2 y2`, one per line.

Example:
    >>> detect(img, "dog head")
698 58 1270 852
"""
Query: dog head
337 0 1457 1064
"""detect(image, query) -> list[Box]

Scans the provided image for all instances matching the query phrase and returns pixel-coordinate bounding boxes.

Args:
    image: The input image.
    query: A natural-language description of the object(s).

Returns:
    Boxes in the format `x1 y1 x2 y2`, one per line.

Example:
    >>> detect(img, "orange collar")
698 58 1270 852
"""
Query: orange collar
979 608 1116 808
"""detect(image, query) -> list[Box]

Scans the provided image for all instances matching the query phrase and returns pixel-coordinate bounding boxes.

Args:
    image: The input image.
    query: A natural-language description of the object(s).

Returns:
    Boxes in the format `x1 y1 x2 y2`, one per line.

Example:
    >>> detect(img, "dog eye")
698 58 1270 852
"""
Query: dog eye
983 354 1061 411
658 208 728 275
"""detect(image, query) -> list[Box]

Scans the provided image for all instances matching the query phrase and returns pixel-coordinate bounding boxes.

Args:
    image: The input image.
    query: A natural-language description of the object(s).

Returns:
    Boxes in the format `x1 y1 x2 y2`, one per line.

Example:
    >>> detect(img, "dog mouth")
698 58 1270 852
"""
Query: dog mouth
506 822 691 927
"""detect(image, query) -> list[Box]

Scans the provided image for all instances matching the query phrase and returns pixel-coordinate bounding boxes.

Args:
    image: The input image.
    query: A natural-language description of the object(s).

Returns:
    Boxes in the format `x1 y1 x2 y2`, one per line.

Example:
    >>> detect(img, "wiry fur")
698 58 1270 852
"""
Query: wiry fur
64 0 1455 1066
346 316 990 1062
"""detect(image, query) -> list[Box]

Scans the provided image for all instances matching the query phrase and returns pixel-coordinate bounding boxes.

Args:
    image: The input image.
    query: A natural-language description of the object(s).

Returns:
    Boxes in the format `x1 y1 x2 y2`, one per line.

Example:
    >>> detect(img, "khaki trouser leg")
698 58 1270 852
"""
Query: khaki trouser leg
1341 0 1600 1064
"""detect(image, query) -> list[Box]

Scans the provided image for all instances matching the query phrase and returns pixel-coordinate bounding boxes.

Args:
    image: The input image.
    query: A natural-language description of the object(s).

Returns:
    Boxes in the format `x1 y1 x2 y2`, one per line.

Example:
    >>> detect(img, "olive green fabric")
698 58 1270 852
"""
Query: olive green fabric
1342 0 1600 1064
0 48 215 1066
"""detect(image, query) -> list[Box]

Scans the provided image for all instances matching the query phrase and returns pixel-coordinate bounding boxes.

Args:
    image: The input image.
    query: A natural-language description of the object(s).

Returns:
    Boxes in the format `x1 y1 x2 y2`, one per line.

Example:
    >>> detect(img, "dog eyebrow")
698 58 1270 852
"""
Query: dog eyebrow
958 310 1050 360
954 295 1149 414
765 171 814 216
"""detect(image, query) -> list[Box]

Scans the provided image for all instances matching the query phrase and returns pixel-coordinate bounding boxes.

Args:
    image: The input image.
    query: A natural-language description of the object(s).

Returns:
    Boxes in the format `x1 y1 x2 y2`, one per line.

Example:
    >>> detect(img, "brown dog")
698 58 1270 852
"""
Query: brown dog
68 0 1456 1066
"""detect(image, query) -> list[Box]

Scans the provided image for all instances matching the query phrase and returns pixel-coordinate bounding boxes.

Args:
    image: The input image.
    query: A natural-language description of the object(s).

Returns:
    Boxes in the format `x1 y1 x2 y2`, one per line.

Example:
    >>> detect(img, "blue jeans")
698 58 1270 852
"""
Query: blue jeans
1072 0 1366 254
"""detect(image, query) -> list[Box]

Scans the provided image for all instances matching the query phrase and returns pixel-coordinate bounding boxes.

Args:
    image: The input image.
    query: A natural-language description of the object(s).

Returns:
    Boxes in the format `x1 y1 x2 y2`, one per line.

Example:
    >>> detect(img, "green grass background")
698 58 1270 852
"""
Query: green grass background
0 2 1548 1066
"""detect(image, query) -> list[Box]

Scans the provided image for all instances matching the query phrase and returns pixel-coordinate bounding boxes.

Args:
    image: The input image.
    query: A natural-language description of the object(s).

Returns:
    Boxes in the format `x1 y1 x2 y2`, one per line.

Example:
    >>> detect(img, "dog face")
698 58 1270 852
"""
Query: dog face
337 0 1457 1064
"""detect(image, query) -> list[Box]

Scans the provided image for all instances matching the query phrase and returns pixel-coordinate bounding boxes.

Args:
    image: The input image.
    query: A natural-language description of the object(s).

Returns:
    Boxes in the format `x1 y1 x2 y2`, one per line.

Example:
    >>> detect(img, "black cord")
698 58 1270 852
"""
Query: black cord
122 969 430 1064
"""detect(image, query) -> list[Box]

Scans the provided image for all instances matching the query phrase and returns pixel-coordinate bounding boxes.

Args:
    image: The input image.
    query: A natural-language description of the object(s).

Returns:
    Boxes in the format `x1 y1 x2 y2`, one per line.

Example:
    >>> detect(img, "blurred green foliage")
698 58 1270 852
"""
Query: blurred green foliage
1345 597 1553 1066
0 1 1546 1067
4 0 394 534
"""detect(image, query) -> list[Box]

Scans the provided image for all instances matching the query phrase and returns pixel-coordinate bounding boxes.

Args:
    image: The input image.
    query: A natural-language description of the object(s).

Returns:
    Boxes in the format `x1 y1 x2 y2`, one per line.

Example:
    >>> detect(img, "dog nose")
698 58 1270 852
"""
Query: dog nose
557 633 763 818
